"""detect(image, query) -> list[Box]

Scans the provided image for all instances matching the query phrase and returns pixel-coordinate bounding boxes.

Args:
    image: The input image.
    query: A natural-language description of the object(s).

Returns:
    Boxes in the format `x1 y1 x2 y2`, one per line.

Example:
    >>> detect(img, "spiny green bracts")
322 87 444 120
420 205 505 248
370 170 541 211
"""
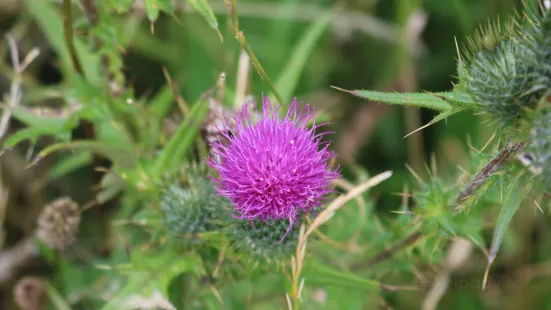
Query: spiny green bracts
158 162 230 245
227 219 299 266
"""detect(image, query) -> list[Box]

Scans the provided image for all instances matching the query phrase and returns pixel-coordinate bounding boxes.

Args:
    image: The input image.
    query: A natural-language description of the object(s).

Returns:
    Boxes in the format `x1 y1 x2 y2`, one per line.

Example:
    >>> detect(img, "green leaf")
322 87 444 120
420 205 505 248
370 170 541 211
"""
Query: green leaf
100 249 202 310
3 127 70 149
488 177 525 265
96 172 125 204
144 0 160 22
31 141 138 170
187 0 220 37
147 85 175 118
302 260 381 290
272 11 333 104
46 283 72 310
49 152 93 180
434 90 477 110
337 87 479 113
24 0 101 83
9 106 79 132
152 101 209 180
339 89 454 112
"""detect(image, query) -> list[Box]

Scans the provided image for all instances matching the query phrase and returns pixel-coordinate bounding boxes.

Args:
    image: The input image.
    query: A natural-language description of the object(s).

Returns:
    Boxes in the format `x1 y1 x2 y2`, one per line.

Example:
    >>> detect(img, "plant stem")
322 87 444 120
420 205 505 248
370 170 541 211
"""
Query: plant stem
352 230 423 270
225 0 284 104
80 0 99 24
455 141 528 207
80 0 122 96
46 282 73 310
62 0 83 74
225 0 239 35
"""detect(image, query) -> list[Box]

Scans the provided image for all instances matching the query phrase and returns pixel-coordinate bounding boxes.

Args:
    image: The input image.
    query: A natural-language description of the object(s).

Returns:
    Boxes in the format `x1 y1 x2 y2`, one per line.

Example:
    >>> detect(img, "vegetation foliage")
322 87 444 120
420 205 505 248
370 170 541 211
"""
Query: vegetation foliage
1 0 551 309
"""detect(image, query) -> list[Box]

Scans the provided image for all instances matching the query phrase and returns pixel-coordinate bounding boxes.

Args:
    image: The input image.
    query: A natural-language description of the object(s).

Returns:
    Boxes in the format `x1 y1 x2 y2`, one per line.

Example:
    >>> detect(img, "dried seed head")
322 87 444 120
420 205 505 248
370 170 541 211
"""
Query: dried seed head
13 276 46 310
201 96 256 149
36 197 80 251
201 97 235 147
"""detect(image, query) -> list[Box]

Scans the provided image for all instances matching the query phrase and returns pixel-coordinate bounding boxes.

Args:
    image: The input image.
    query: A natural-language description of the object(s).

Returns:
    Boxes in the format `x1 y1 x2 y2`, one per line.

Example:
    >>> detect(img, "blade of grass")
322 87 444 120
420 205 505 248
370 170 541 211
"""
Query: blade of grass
148 85 175 118
271 10 333 105
484 176 527 289
187 0 222 40
303 260 381 290
46 283 73 310
225 0 284 104
152 100 209 180
28 141 138 170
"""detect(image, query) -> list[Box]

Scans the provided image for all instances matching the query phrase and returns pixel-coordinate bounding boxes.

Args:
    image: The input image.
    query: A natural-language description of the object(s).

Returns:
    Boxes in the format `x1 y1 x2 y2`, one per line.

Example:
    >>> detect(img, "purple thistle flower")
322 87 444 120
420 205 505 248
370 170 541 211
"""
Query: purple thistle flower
206 96 340 242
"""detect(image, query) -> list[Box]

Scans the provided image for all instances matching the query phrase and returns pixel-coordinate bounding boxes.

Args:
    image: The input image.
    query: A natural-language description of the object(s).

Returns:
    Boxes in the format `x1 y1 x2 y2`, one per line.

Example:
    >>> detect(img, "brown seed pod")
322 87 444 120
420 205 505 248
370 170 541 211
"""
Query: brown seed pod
36 197 80 251
201 95 257 150
13 276 46 310
201 97 236 149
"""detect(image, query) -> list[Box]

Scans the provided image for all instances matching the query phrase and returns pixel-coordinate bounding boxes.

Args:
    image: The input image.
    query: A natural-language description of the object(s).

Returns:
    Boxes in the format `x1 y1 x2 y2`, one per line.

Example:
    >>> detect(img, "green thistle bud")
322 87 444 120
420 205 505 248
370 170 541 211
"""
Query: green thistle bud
523 5 551 94
459 7 551 126
228 219 299 266
460 36 537 125
413 178 456 235
158 162 229 245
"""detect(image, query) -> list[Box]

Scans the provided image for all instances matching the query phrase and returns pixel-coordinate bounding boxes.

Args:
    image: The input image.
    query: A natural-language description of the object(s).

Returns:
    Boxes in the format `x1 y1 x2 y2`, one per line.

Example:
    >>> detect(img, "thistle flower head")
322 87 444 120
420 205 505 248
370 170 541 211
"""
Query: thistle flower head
207 97 339 239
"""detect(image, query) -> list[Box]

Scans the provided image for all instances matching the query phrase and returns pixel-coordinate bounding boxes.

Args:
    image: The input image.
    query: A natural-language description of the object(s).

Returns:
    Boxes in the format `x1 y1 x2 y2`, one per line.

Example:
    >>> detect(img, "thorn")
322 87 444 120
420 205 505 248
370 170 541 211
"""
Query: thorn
216 28 224 42
534 199 544 215
480 132 497 153
423 162 434 182
406 164 424 186
210 284 224 305
390 210 414 215
24 156 42 169
329 85 355 95
482 257 493 290
454 36 462 64
391 191 413 198
430 153 438 177
212 247 226 278
404 119 437 138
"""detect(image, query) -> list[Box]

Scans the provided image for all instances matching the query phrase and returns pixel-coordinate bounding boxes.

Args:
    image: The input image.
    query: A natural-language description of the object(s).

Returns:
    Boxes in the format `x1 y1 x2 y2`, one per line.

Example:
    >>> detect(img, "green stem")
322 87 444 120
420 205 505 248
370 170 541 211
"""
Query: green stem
236 32 284 104
62 0 83 75
225 0 284 104
225 0 239 35
46 282 73 310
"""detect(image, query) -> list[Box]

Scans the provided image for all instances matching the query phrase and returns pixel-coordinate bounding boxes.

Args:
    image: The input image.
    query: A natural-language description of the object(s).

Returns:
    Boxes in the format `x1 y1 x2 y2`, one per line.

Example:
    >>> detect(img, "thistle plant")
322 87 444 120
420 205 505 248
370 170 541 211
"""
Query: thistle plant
333 0 551 292
207 97 340 242
6 0 551 310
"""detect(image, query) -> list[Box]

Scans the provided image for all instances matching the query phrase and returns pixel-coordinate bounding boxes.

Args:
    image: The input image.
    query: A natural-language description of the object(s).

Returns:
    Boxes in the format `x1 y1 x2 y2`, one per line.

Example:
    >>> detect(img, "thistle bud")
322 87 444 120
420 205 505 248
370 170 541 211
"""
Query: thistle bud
528 105 551 189
159 162 229 245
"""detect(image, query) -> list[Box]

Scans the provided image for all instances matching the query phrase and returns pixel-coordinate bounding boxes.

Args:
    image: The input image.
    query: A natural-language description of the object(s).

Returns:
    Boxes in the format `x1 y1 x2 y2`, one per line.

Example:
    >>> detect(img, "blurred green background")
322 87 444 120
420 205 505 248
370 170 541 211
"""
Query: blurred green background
3 0 550 309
